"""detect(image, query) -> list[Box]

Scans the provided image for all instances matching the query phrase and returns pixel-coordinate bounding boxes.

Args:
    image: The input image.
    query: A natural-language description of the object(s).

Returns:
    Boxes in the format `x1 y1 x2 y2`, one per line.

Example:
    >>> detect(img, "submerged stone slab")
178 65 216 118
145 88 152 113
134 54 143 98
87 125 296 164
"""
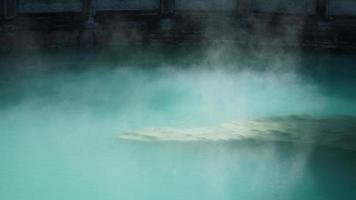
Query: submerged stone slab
120 115 356 151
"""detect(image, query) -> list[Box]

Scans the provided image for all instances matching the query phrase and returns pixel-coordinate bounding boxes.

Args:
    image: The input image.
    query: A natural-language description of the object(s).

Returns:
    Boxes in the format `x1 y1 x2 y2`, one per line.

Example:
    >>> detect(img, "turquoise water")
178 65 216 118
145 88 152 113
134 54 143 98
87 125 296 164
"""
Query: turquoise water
0 45 356 200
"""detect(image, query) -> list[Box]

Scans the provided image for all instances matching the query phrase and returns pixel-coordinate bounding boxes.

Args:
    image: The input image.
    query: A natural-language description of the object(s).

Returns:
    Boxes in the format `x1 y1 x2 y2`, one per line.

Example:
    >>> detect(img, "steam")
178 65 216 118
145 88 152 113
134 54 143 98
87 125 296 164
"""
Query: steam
2 1 356 197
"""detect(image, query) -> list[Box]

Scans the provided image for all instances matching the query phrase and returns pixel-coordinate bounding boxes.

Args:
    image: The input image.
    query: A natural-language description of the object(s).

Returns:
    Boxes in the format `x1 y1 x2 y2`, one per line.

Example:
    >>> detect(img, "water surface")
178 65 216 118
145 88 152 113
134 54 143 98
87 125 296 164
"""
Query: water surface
1 45 356 200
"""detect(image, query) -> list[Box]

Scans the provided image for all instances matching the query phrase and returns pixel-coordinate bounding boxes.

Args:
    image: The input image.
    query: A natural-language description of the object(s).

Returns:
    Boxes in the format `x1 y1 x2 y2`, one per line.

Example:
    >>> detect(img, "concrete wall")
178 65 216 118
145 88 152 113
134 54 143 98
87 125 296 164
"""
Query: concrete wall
329 0 356 16
18 0 82 13
176 0 239 11
93 0 160 11
251 0 317 15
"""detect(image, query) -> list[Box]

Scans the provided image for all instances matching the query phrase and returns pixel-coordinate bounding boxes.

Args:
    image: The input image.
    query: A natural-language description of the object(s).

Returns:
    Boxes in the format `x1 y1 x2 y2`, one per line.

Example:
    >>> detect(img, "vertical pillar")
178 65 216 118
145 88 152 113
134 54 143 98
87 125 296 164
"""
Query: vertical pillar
3 0 17 19
80 0 96 47
160 0 175 17
160 0 175 32
317 0 329 20
82 0 93 18
0 0 3 19
237 0 251 17
237 0 252 29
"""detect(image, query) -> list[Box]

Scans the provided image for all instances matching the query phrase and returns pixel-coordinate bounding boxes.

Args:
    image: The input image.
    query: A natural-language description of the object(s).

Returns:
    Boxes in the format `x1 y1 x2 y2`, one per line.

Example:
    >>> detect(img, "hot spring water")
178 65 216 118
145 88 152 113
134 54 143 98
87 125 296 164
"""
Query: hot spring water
0 46 356 200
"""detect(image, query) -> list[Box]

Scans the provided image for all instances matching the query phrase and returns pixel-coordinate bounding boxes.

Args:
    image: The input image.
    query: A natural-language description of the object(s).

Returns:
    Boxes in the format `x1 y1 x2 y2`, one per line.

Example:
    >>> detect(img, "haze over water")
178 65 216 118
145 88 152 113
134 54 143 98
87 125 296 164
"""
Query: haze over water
1 45 356 200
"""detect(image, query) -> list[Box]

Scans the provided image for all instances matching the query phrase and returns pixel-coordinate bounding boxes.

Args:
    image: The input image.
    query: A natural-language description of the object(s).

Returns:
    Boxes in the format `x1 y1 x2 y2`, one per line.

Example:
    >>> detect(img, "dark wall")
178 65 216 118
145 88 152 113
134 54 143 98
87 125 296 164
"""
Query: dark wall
329 0 356 16
252 0 317 15
18 0 82 13
2 0 17 18
93 0 160 11
0 0 3 18
175 0 318 14
13 0 356 17
175 0 239 11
